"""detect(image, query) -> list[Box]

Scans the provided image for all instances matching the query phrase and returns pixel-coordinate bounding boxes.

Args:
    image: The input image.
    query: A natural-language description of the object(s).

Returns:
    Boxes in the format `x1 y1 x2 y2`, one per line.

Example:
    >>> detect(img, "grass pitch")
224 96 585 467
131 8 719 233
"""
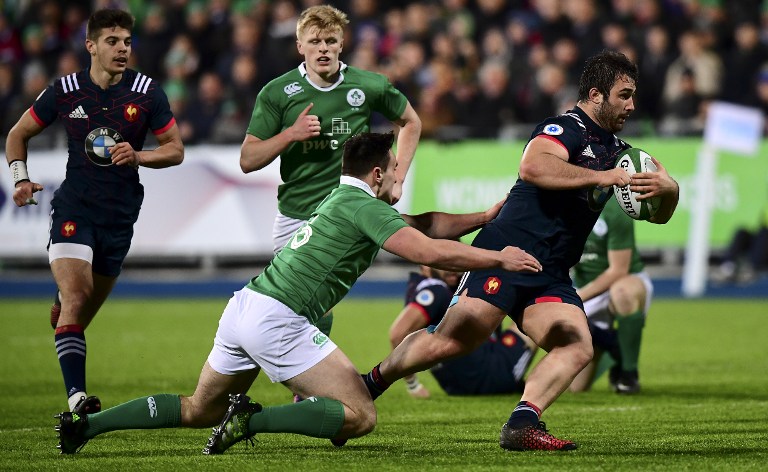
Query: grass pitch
1 297 767 471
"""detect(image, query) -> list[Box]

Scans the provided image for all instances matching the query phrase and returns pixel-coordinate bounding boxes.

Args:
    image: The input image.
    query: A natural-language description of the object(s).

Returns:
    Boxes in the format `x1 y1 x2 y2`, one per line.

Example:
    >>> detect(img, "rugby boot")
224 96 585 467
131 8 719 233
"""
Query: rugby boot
203 393 262 455
499 421 577 451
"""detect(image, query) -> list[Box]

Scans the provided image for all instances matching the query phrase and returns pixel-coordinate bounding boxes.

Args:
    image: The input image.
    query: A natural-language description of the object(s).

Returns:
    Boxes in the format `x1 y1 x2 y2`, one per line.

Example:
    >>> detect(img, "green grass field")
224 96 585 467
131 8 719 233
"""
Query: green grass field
1 297 767 471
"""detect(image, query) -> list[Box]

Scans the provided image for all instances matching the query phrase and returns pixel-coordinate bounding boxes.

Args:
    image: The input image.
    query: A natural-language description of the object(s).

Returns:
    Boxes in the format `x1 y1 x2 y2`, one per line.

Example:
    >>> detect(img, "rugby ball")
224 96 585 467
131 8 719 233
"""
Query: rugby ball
613 148 661 220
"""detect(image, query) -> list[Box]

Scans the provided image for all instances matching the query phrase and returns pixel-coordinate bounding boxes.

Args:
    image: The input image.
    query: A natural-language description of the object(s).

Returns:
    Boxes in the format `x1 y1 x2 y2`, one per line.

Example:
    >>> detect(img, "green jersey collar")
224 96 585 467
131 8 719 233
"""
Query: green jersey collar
340 175 375 197
298 61 349 91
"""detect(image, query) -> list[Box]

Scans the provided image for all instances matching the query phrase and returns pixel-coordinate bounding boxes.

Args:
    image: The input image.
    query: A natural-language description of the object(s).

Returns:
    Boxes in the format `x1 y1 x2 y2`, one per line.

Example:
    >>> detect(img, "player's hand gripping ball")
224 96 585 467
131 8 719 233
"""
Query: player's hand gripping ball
613 148 661 220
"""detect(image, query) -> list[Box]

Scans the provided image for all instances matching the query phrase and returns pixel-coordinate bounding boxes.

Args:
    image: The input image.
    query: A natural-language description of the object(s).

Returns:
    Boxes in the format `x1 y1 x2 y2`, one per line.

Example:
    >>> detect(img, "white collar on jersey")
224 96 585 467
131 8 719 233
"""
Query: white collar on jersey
340 175 375 197
298 62 348 91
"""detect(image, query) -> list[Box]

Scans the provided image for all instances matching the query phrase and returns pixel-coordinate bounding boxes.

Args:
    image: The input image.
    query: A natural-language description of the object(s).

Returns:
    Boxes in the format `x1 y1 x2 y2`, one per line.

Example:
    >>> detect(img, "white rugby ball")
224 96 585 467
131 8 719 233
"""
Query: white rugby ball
613 148 661 220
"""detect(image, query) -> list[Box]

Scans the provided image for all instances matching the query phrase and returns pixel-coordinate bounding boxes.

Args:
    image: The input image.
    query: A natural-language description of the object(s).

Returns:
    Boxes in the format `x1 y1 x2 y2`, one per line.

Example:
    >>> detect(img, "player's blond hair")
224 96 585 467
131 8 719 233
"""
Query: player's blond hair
296 5 349 38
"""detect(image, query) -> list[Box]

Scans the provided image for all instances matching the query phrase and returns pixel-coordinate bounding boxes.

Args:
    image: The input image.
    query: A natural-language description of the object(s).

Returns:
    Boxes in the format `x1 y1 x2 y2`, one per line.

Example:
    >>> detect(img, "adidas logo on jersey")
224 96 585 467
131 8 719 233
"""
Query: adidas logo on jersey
69 106 88 119
581 145 596 159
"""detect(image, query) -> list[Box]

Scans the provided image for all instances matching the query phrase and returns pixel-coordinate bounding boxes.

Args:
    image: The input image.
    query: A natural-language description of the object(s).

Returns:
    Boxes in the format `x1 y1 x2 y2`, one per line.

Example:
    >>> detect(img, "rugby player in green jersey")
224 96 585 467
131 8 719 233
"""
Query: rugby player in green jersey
54 132 541 455
569 197 652 394
240 5 421 344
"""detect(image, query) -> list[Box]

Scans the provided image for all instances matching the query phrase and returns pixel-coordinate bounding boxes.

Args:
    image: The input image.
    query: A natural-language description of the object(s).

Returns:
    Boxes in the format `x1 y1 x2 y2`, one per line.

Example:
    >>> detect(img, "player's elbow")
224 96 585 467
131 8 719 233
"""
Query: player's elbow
172 145 185 166
518 159 541 183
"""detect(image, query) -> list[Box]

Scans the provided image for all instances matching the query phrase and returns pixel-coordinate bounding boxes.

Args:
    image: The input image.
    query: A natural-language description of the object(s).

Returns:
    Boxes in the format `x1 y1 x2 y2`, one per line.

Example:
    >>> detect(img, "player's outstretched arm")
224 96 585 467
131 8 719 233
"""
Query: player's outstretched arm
383 227 542 273
631 157 679 224
402 197 505 239
6 110 45 206
240 103 320 173
122 123 184 169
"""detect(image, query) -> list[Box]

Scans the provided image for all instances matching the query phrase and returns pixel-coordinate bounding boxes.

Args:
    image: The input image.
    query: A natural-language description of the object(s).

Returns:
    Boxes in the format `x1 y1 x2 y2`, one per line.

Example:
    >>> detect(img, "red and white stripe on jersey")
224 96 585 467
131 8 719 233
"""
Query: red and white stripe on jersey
60 73 80 93
131 73 152 94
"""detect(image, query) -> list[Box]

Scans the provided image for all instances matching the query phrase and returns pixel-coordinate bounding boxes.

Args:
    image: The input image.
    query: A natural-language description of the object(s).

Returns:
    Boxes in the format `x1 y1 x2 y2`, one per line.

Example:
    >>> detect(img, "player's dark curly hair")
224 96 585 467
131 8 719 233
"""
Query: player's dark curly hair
342 132 395 177
577 50 638 101
87 9 135 41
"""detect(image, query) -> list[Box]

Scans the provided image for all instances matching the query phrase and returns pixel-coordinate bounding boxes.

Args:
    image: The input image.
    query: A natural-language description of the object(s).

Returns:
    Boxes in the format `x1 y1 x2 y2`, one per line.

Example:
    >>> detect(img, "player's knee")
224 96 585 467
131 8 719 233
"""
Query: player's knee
609 284 641 315
575 339 594 370
345 401 377 437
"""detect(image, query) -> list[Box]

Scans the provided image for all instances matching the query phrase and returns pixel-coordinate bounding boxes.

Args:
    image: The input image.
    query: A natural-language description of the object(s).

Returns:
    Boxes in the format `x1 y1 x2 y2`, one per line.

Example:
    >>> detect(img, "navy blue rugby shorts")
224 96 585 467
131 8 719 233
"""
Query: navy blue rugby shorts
48 207 134 277
453 270 584 328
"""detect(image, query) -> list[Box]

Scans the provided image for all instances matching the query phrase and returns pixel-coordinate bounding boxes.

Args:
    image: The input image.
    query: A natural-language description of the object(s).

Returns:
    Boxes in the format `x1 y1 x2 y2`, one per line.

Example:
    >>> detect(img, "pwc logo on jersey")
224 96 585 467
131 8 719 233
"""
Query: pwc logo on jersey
284 82 303 97
124 103 139 122
484 277 501 295
85 127 124 166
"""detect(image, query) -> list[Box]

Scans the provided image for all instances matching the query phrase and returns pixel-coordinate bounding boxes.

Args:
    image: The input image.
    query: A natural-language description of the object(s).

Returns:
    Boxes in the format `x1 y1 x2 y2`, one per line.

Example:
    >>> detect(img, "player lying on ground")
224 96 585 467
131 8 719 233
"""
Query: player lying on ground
391 266 536 398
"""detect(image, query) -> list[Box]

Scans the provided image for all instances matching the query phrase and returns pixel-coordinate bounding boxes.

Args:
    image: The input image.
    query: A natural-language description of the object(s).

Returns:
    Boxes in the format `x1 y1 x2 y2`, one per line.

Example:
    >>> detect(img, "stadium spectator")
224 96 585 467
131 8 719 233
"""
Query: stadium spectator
460 59 518 139
636 24 675 121
133 4 173 81
569 197 653 394
262 0 301 78
658 67 705 136
417 58 462 138
362 50 680 452
0 12 24 64
530 0 571 47
719 21 768 106
184 71 227 144
214 17 264 86
238 5 421 346
52 131 541 455
0 62 18 138
4 61 58 149
563 0 604 63
5 8 183 417
662 29 723 105
391 266 537 398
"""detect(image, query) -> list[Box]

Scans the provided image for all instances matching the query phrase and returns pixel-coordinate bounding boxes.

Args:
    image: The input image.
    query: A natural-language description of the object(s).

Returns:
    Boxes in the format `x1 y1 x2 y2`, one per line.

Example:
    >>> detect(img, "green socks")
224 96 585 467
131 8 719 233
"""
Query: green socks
85 394 181 439
248 396 345 439
82 394 345 441
616 310 645 371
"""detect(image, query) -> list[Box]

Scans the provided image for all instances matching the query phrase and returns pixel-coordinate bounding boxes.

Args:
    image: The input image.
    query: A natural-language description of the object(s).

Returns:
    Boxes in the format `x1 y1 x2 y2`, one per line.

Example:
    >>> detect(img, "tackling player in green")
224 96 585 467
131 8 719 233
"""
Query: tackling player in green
239 5 421 342
54 132 540 455
569 197 652 394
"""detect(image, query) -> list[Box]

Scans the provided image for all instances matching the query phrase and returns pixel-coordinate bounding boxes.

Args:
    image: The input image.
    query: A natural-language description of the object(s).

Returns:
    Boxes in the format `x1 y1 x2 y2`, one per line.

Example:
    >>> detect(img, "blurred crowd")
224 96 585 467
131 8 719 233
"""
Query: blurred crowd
3 0 768 147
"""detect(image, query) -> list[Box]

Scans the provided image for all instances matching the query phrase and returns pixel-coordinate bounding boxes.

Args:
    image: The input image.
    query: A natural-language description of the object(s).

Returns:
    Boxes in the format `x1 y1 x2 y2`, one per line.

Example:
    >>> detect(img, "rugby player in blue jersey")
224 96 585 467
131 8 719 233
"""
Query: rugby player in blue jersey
363 50 679 451
5 9 183 415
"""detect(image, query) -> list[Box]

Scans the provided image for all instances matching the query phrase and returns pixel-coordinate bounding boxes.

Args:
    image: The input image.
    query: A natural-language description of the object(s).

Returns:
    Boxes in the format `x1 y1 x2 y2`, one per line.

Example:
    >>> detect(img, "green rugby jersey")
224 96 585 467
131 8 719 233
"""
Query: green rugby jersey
247 179 408 324
247 62 408 219
572 197 644 288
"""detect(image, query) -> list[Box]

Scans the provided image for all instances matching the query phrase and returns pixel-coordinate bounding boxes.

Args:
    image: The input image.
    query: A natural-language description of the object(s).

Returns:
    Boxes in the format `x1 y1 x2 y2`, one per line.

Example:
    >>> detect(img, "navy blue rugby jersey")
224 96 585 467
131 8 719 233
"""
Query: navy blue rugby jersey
475 106 631 282
30 68 175 225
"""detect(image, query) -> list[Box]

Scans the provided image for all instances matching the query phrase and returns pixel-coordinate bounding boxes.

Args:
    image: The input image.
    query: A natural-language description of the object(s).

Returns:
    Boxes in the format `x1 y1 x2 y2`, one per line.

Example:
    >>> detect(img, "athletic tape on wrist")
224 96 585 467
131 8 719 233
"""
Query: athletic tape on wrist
9 160 30 185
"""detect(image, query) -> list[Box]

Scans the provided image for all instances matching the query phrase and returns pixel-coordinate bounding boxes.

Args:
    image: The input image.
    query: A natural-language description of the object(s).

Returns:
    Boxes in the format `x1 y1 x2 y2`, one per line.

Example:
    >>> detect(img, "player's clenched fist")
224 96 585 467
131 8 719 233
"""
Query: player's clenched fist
287 103 321 141
110 142 141 168
598 167 631 188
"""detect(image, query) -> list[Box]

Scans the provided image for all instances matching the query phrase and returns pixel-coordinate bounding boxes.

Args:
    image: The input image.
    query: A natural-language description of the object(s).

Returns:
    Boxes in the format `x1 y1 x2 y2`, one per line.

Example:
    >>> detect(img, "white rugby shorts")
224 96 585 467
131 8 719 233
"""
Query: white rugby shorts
272 211 307 254
207 288 337 383
583 271 654 330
